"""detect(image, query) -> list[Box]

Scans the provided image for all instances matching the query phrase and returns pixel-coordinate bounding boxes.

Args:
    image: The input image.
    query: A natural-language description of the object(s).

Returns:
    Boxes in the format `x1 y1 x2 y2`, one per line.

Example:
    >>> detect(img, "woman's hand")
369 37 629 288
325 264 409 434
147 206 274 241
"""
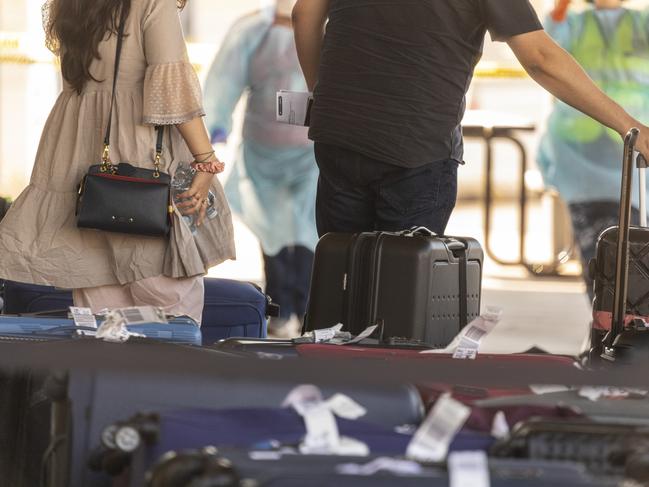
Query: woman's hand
176 171 216 227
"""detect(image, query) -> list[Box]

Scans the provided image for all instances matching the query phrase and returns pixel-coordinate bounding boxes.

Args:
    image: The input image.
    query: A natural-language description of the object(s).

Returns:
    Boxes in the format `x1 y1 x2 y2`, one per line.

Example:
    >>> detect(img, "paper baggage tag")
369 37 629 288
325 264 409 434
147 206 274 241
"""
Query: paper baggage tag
324 394 367 420
423 306 502 358
282 384 324 410
283 385 368 456
448 451 490 487
342 324 379 345
115 306 168 325
337 457 424 476
490 411 510 439
95 309 145 343
406 394 471 462
452 346 478 360
529 384 571 395
69 307 97 333
298 402 341 454
314 323 344 343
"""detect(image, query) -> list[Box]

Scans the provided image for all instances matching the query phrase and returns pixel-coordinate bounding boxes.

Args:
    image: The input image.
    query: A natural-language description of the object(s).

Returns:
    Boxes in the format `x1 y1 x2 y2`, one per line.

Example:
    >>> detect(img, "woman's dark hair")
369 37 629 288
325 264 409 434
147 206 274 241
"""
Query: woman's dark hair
44 0 187 94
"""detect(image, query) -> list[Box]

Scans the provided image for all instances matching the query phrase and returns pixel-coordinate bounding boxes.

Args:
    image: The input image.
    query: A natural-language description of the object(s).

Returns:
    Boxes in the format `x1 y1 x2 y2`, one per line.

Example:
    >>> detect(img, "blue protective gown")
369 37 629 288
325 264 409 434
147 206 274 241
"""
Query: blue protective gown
203 10 318 256
537 7 649 207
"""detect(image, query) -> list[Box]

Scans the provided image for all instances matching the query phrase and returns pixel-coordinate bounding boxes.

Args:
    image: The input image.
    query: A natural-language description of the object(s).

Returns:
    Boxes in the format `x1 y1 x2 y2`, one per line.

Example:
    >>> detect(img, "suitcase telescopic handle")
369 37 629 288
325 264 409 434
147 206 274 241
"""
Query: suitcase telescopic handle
604 128 643 353
638 153 648 227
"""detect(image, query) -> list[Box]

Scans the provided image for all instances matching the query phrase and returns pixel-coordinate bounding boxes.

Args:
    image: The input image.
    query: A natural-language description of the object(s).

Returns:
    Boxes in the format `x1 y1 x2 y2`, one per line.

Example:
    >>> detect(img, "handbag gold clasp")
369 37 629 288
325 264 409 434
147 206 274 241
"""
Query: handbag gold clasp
153 151 162 179
100 144 115 173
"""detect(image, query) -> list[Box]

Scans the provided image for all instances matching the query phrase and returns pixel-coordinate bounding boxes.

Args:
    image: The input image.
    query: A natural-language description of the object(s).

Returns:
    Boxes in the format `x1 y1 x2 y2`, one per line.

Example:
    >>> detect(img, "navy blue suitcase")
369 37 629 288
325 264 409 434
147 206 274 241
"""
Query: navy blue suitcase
92 407 494 483
1 280 73 315
200 278 270 344
0 315 202 346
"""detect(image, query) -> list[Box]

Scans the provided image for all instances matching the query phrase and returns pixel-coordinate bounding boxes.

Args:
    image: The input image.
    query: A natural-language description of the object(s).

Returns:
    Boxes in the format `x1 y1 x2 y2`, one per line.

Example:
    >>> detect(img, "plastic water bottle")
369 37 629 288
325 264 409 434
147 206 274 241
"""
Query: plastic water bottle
171 162 218 235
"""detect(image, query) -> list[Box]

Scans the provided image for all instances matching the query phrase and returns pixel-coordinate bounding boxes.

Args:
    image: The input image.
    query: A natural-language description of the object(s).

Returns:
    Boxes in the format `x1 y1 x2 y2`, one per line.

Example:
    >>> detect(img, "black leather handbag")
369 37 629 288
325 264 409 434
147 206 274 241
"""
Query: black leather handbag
76 8 172 237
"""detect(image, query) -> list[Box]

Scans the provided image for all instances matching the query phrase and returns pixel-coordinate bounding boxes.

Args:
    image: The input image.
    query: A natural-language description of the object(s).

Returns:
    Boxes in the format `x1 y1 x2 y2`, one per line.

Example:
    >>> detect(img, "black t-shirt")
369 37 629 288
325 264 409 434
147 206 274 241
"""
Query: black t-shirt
309 0 543 168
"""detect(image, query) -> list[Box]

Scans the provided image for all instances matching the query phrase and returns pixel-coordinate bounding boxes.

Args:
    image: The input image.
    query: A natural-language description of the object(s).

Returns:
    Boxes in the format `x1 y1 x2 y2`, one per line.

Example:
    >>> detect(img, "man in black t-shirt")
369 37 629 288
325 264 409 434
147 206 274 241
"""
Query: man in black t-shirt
292 0 649 236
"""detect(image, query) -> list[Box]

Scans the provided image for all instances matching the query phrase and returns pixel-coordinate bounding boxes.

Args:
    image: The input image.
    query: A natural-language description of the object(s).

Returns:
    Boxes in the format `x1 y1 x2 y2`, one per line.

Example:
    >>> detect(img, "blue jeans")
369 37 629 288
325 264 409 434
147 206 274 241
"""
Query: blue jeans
314 142 458 236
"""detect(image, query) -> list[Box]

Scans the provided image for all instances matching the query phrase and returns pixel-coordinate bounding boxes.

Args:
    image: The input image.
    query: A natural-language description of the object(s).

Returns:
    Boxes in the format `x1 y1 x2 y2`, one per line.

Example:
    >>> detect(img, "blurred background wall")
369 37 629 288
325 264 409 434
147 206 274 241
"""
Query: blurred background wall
0 0 556 200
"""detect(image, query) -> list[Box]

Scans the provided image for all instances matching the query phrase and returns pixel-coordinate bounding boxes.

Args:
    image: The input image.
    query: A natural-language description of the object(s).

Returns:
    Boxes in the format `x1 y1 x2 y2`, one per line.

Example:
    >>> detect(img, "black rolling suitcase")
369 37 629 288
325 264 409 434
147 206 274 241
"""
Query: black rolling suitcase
304 228 483 348
590 129 649 360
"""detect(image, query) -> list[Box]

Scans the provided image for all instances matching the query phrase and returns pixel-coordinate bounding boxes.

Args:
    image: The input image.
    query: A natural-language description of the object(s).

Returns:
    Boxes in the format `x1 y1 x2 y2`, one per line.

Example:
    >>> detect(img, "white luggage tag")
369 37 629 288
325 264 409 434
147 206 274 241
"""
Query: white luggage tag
342 325 379 345
448 451 491 487
406 394 471 462
422 306 502 359
95 308 147 343
337 457 425 476
69 307 97 336
115 306 168 325
314 323 344 343
282 385 370 456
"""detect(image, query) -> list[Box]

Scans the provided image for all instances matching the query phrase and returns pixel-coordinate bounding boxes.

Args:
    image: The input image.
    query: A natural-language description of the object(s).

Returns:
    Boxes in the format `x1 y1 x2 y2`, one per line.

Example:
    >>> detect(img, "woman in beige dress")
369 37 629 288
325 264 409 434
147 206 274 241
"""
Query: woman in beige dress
0 0 236 323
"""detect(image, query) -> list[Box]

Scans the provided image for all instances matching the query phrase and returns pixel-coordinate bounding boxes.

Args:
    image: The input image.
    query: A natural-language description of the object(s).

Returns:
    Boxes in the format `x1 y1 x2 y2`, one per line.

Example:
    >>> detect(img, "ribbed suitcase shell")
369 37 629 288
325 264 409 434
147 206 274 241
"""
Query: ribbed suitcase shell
305 232 483 348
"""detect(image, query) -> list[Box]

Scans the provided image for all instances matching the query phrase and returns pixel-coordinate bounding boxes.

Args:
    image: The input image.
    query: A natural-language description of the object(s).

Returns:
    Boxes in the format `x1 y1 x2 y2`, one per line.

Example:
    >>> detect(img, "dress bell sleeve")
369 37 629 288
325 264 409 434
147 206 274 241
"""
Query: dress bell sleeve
142 0 205 125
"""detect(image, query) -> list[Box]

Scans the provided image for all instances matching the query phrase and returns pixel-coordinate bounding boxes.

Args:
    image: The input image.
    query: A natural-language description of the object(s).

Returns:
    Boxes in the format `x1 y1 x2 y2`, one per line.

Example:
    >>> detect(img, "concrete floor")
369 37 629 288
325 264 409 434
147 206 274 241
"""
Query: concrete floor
208 201 593 357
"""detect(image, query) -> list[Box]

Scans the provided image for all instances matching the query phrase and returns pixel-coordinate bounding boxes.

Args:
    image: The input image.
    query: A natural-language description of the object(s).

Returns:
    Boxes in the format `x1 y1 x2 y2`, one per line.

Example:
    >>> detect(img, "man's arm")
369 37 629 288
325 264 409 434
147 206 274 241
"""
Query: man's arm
292 0 330 91
508 30 649 159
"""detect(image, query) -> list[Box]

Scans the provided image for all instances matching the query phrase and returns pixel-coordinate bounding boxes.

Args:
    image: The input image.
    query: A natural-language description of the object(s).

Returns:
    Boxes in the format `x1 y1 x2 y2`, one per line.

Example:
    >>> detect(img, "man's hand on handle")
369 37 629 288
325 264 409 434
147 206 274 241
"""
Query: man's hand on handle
636 126 649 165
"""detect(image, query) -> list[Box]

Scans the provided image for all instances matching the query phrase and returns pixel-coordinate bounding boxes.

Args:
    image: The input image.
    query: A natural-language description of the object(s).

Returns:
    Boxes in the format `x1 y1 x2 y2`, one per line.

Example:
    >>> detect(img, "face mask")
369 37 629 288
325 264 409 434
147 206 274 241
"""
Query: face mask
276 0 298 18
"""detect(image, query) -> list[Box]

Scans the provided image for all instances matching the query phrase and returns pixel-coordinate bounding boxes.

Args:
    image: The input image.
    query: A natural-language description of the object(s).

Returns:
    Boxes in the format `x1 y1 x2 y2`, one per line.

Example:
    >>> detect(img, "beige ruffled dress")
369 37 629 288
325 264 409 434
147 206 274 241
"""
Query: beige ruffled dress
0 0 236 290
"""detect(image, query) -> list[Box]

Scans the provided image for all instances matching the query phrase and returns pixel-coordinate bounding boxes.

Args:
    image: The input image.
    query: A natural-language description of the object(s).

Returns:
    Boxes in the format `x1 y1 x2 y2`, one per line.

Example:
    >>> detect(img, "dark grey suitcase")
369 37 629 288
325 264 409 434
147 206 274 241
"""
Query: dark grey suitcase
304 228 483 348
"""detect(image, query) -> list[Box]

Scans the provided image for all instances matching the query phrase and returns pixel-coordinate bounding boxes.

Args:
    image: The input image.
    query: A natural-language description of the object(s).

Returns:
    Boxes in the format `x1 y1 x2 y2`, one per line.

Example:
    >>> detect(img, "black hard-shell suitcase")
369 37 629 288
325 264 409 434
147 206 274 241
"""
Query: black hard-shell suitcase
590 129 649 360
304 228 483 348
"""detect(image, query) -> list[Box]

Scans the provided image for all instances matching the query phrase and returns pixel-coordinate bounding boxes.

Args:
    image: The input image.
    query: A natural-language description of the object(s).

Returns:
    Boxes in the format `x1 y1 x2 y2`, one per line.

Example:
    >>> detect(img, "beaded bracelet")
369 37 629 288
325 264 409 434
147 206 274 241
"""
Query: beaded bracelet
191 160 225 174
191 150 225 173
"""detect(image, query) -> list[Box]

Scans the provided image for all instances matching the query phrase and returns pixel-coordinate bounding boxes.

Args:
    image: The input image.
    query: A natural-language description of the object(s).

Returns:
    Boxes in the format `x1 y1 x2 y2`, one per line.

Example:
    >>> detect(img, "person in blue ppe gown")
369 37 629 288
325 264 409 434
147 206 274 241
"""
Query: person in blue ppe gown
203 0 318 336
538 0 649 299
